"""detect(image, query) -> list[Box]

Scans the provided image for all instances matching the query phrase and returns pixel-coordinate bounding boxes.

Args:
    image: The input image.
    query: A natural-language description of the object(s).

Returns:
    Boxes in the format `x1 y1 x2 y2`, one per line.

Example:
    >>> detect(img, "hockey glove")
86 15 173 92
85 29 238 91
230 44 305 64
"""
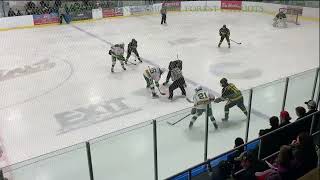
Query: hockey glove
191 108 197 115
214 97 224 103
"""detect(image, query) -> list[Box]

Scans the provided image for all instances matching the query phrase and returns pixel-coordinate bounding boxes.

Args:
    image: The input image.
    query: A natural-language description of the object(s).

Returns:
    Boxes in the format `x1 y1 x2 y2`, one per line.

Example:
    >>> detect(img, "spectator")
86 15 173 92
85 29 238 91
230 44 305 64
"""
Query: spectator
305 100 317 115
16 10 23 16
26 8 33 15
233 151 268 180
58 6 69 24
279 111 291 127
232 137 245 173
259 116 279 135
234 137 245 155
290 132 318 178
8 8 16 17
295 106 306 120
299 100 319 133
40 0 48 8
27 1 36 9
279 111 293 145
259 116 281 159
256 145 295 180
54 0 62 8
211 160 233 180
293 106 309 139
305 100 320 146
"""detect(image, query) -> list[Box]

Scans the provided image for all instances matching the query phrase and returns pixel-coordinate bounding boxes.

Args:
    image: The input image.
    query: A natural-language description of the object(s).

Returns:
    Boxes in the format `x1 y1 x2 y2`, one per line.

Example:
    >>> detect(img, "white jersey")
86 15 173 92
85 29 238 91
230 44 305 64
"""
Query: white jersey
143 67 162 82
193 90 214 109
111 44 124 56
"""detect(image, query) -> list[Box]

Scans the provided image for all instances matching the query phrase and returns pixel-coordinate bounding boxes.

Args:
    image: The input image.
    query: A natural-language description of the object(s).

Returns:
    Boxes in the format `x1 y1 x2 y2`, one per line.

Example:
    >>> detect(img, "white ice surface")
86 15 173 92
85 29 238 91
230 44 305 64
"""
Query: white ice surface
0 11 318 180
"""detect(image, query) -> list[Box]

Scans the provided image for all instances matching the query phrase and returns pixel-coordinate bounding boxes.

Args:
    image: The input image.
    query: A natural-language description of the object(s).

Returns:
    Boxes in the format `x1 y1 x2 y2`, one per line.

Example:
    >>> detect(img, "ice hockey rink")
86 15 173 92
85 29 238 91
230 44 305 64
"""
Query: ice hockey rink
0 10 319 180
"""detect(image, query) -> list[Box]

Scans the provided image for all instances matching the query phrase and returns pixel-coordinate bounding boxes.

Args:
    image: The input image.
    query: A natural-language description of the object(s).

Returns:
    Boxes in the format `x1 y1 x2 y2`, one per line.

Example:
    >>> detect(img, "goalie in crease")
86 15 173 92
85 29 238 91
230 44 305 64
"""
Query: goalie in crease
189 86 218 129
273 11 287 27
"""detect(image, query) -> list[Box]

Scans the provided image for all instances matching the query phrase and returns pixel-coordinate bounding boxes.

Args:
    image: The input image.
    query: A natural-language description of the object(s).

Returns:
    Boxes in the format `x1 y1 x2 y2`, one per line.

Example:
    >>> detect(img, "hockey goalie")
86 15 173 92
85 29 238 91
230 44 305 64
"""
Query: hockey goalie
273 11 287 28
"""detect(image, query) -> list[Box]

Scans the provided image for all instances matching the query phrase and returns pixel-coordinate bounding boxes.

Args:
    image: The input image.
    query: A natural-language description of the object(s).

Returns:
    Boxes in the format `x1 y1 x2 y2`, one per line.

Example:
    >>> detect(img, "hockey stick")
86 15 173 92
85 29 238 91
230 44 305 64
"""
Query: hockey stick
133 54 143 63
126 60 137 65
186 97 194 103
157 87 166 95
230 39 242 45
167 113 191 126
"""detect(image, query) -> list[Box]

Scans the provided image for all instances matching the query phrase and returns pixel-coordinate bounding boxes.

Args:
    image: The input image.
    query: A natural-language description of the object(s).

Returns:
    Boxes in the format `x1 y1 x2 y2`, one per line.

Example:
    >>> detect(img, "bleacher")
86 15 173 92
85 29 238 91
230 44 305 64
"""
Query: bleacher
0 1 319 180
167 111 319 179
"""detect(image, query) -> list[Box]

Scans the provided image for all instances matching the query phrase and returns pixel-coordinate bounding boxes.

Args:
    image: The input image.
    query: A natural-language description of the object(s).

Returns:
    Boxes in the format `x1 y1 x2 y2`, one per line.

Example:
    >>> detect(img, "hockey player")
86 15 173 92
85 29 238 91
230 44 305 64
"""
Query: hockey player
168 66 186 100
109 43 126 73
218 25 231 48
143 67 165 98
189 86 218 129
126 38 142 63
214 78 248 121
160 5 167 25
163 59 183 86
273 11 287 27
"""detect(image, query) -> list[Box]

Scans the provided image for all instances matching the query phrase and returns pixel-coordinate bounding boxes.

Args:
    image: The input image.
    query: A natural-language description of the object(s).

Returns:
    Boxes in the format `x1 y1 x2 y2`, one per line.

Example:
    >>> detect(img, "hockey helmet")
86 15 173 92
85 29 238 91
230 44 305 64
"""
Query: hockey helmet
223 24 227 28
220 78 228 86
119 43 125 47
132 38 136 42
195 85 203 92
160 68 166 74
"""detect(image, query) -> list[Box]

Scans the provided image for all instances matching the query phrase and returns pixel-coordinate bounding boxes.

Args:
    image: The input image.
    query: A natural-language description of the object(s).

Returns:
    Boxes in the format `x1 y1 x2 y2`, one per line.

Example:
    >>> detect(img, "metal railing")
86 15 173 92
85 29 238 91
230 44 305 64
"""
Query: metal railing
168 110 320 179
0 67 318 180
0 0 319 18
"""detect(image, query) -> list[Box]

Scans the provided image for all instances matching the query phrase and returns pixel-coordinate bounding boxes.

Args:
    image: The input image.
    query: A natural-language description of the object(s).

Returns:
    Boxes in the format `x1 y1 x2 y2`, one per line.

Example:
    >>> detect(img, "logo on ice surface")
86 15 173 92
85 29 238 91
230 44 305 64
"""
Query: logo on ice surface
55 97 142 134
0 60 56 82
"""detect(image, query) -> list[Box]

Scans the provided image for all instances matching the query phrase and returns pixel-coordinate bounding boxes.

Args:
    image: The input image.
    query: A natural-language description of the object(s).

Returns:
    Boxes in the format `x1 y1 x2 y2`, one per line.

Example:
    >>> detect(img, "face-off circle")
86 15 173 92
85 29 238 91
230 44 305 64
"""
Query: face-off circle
0 56 73 110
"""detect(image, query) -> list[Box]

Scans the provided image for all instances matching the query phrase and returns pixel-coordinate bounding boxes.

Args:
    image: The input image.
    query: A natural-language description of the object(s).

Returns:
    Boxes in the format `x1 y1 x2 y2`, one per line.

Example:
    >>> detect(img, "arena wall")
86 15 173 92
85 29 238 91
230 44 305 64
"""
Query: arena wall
0 15 33 30
0 1 318 31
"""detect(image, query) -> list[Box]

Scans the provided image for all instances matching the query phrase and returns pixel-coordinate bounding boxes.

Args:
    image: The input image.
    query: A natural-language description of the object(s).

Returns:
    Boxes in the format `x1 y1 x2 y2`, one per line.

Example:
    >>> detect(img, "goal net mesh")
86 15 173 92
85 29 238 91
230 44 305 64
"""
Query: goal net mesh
279 7 302 25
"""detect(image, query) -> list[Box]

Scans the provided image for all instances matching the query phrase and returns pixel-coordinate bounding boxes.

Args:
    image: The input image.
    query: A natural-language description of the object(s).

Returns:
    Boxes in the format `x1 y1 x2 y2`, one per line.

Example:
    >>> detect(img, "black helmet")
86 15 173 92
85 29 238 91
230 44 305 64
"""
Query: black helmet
220 78 228 85
223 24 226 28
132 38 136 42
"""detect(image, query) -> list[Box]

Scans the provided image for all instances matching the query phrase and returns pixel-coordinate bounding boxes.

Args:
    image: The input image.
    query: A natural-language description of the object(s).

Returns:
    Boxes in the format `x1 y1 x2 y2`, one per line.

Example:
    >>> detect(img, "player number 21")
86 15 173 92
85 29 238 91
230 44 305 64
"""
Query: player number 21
198 93 208 100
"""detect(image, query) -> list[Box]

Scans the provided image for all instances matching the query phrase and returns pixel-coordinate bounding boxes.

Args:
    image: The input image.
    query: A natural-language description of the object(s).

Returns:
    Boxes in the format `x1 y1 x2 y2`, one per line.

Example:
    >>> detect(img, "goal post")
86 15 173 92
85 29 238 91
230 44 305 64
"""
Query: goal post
279 6 303 25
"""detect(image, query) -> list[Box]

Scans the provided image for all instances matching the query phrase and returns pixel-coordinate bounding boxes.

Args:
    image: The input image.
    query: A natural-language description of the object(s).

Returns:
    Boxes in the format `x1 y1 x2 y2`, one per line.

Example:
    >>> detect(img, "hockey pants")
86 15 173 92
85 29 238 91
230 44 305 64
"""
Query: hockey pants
191 107 216 123
168 77 186 99
126 48 140 60
224 97 248 119
219 36 230 46
143 75 158 94
111 56 125 69
161 14 167 24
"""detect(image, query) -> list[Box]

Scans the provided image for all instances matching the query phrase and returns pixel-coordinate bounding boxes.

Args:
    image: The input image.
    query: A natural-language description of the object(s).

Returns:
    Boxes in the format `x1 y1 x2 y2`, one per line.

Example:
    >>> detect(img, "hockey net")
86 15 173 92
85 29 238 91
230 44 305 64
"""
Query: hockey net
279 7 303 25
